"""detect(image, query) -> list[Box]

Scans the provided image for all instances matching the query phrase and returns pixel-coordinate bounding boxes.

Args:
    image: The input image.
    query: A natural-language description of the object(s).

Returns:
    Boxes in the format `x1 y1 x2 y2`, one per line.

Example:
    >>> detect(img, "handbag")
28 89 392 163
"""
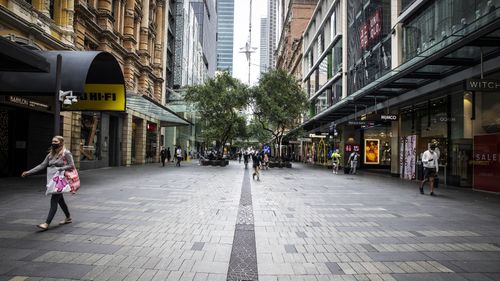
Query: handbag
63 157 81 193
46 171 71 195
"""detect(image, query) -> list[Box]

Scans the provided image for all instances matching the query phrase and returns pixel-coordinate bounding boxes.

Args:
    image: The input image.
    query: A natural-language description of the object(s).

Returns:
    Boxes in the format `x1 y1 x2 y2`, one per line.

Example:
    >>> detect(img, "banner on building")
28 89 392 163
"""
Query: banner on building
473 134 500 193
63 84 126 111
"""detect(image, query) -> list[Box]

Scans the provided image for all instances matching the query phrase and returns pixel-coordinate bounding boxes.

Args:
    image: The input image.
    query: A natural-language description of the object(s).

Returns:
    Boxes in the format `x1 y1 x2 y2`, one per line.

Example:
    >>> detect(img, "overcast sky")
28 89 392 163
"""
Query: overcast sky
232 0 268 86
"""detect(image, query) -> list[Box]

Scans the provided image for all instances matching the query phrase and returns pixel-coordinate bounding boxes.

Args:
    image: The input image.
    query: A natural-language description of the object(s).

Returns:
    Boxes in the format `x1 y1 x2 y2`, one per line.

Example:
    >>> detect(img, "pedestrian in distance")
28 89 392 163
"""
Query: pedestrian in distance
176 146 183 167
238 151 242 163
21 136 74 230
160 146 167 167
252 151 261 181
348 151 360 174
166 147 171 163
331 149 341 174
243 151 249 169
420 143 439 196
263 153 269 170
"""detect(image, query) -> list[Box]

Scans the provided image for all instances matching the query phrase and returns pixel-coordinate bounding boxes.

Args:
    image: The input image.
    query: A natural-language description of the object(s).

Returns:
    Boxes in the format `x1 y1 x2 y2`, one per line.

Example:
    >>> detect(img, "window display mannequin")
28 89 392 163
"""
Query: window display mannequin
382 142 391 165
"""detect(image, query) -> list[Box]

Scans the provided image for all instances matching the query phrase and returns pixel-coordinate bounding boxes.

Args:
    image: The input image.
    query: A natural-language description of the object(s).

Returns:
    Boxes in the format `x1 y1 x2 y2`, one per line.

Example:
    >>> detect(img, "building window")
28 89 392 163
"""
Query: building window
49 0 55 19
318 54 328 90
403 0 499 62
347 0 391 95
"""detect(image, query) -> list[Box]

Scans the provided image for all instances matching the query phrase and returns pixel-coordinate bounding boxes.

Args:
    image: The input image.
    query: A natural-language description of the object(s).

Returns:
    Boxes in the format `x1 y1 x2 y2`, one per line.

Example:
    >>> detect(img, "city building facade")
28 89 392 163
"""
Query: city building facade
216 0 234 73
275 0 318 78
260 17 269 74
0 0 188 177
268 0 277 69
166 0 216 155
295 0 500 193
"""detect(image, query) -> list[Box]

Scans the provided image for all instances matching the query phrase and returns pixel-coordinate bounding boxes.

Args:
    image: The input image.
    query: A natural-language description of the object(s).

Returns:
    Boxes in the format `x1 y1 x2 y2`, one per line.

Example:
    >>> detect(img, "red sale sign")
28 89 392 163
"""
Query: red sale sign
369 10 381 40
473 134 500 193
360 23 369 49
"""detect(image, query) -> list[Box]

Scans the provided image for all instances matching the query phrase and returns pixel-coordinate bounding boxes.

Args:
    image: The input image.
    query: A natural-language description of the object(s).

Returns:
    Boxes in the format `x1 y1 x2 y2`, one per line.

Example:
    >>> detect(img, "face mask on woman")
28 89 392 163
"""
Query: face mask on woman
51 143 61 150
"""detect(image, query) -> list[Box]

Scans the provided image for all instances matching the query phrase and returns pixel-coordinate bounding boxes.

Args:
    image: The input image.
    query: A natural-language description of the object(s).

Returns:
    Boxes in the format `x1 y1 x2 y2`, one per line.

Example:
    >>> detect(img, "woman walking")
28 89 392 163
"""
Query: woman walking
22 136 74 230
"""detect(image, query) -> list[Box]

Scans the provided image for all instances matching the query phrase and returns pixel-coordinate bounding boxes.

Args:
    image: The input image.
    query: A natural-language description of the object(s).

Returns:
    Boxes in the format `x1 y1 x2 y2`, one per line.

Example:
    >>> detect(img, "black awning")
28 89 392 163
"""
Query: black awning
0 51 124 95
0 37 50 73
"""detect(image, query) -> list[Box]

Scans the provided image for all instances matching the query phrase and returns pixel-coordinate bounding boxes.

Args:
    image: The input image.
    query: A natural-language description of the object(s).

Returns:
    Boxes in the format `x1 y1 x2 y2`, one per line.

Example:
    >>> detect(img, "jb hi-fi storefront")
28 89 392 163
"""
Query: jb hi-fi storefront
0 38 125 176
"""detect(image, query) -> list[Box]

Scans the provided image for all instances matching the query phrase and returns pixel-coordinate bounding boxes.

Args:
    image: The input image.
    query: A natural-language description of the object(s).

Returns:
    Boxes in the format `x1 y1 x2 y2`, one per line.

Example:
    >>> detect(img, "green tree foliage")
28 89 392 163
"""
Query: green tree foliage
252 69 308 159
185 72 248 152
247 119 272 144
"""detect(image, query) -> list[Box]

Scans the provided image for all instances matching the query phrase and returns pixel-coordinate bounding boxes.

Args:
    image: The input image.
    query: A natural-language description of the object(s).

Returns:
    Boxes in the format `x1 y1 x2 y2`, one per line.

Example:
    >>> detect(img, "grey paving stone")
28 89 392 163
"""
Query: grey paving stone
191 242 205 251
325 262 345 274
6 262 93 279
284 244 298 253
391 273 469 281
459 273 496 281
296 232 307 238
366 252 429 262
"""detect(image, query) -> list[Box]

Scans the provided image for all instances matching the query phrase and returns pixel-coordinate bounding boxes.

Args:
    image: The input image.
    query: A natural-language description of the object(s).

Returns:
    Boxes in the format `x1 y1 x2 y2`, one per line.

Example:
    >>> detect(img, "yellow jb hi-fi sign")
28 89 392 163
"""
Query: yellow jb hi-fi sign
63 84 125 111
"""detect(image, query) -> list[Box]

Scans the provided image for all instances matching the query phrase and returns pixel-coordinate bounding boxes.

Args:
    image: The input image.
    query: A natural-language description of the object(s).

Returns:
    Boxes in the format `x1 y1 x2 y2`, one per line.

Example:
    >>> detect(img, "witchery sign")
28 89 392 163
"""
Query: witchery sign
465 79 500 91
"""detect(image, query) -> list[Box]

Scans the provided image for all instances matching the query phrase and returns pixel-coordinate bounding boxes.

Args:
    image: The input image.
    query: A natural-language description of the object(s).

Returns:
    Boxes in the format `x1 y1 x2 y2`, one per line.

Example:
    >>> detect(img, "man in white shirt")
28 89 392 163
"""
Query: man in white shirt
420 144 439 196
348 151 360 174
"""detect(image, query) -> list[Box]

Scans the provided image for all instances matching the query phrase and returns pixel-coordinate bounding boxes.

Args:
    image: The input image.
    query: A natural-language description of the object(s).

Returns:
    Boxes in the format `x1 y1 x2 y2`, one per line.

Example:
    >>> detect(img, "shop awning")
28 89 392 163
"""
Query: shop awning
126 94 192 127
0 51 124 95
0 37 50 73
297 8 500 134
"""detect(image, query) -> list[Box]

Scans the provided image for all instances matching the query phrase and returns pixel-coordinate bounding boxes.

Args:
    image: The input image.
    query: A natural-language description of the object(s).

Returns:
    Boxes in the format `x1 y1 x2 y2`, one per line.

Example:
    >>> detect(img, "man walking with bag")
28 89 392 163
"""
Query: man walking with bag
420 143 439 196
348 151 359 174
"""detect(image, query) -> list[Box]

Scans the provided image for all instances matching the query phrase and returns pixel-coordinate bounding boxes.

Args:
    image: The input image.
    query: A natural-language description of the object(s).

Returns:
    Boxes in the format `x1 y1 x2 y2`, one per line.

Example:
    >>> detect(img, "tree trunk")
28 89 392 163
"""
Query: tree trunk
278 136 283 163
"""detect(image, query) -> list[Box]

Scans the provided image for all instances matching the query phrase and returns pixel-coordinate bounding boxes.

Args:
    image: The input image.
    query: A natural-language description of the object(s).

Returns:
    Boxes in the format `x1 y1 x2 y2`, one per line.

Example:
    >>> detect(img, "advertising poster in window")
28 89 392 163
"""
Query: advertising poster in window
473 134 500 193
364 139 379 164
400 135 417 180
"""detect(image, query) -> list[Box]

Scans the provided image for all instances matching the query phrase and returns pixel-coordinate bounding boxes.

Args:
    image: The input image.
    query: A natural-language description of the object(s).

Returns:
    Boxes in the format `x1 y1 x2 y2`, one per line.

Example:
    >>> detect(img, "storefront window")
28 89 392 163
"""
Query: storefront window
472 89 500 192
403 0 499 62
80 112 101 161
363 127 392 166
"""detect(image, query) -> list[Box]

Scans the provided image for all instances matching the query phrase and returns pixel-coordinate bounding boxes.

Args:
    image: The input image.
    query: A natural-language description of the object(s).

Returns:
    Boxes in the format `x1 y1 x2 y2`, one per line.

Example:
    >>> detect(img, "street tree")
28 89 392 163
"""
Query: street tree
185 72 248 154
252 69 309 160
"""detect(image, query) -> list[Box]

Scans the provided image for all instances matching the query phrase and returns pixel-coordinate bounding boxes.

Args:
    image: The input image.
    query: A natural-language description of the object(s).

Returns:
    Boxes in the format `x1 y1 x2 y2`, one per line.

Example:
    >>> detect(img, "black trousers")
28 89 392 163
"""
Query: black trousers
46 194 70 224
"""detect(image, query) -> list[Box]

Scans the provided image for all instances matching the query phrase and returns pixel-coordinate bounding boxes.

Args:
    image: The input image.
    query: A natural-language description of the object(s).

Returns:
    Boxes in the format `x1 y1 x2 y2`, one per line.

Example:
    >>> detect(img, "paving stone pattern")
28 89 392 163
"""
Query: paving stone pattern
227 169 258 281
0 161 499 281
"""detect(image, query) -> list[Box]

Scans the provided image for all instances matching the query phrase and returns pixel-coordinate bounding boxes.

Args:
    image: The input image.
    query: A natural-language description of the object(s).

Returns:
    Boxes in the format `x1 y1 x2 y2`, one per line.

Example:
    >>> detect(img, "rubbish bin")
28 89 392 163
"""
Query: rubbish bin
416 161 424 180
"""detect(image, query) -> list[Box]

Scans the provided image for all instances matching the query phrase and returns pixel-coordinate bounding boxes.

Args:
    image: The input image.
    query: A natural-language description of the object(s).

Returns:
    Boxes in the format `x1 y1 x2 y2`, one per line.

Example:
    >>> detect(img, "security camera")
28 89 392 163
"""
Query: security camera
63 98 73 105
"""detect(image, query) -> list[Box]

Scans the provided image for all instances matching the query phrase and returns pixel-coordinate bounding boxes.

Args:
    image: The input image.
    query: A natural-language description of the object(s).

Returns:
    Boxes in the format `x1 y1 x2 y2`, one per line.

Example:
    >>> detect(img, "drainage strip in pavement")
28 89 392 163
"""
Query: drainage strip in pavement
226 169 258 281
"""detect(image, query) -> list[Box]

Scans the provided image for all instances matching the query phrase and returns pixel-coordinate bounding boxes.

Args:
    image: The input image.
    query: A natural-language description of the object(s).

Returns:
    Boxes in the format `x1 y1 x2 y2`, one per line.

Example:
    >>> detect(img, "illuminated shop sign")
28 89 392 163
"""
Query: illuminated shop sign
465 79 500 91
63 84 125 111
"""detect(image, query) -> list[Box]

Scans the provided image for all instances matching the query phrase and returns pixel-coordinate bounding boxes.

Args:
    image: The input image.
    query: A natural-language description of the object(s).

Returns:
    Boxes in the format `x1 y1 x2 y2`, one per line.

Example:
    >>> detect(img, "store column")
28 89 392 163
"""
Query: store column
122 113 133 166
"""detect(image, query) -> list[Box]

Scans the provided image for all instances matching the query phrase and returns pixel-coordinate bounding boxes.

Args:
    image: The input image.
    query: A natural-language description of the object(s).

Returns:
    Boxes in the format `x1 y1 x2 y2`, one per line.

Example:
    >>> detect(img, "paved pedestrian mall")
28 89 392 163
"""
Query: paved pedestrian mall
0 162 499 281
